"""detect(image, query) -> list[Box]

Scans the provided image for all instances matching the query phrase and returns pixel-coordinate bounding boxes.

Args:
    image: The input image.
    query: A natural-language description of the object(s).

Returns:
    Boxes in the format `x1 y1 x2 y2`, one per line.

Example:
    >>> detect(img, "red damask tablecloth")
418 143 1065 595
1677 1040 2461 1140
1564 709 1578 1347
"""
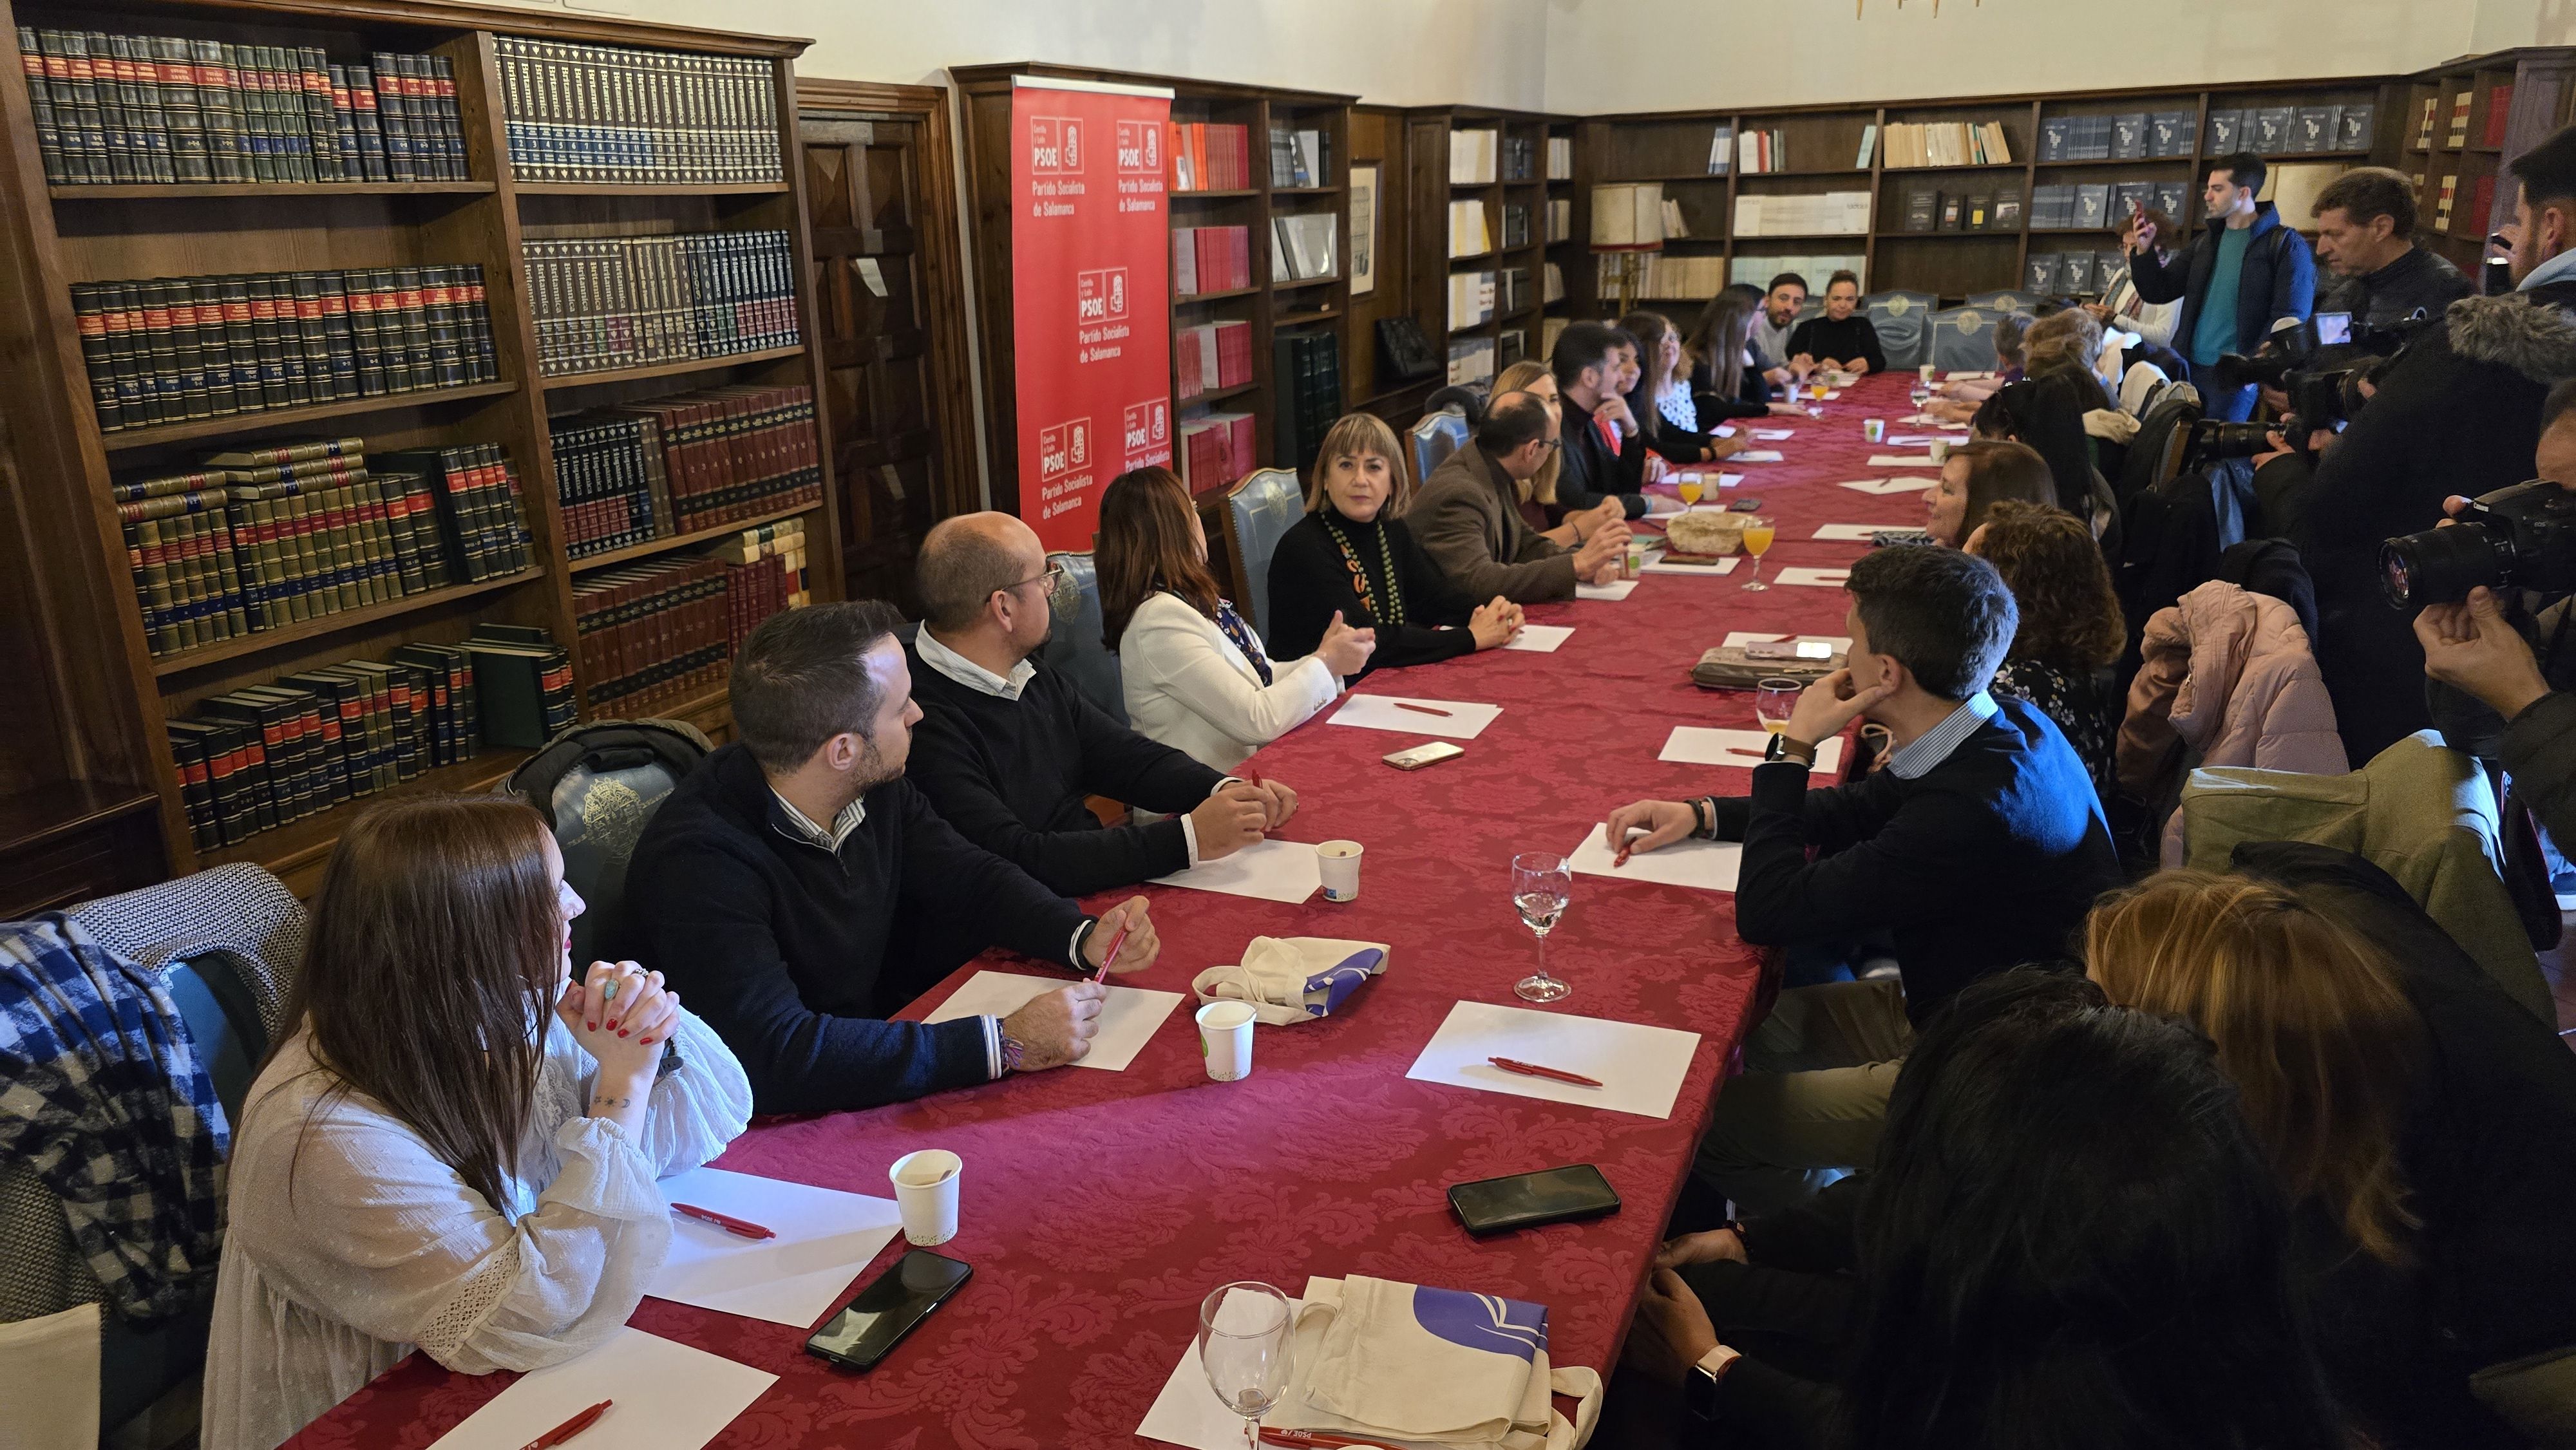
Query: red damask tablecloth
284 372 1937 1450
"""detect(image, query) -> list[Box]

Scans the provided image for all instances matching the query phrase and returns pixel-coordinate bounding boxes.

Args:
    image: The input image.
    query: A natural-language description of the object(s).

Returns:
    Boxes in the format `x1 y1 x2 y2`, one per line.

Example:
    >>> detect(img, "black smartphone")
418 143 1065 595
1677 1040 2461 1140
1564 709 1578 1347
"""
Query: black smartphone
1728 497 1764 513
1448 1164 1620 1236
804 1250 972 1371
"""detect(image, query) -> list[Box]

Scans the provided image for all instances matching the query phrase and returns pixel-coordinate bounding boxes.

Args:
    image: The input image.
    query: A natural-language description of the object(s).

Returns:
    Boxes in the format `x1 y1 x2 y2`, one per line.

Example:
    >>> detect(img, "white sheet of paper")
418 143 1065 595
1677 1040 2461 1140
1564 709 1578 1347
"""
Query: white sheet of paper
1715 471 1746 488
1137 1298 1314 1449
1723 630 1850 651
1146 838 1323 907
1900 413 1970 428
1327 694 1503 740
1750 428 1794 440
1819 389 1845 399
1946 370 1994 381
1660 726 1846 775
1812 523 1911 541
1882 433 1944 446
1710 424 1738 437
1575 578 1640 601
1406 1000 1704 1120
925 969 1189 1068
1869 453 1940 467
426 1329 775 1450
1732 449 1786 462
1774 566 1852 588
649 1167 902 1327
1568 820 1741 894
1839 476 1933 496
1503 623 1573 652
1642 552 1739 576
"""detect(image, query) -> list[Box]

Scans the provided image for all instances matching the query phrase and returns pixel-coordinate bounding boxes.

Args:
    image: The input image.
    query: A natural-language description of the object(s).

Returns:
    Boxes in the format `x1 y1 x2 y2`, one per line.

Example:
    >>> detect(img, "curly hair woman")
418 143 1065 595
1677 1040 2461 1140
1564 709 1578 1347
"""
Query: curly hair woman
1969 498 2124 794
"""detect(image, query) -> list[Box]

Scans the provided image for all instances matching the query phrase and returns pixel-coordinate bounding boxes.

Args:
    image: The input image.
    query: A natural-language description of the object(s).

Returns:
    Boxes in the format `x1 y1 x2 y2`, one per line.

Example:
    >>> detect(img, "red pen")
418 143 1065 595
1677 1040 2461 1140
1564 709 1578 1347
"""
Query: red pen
1490 1056 1605 1088
670 1203 775 1240
520 1399 611 1450
1260 1431 1381 1449
1392 701 1454 717
1092 921 1131 983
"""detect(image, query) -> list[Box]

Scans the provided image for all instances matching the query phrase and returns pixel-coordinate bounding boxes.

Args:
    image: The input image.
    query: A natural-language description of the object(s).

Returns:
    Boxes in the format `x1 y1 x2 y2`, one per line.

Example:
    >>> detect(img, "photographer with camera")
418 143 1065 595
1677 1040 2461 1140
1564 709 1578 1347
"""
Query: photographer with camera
2298 124 2576 762
2311 167 2472 344
2123 151 2318 422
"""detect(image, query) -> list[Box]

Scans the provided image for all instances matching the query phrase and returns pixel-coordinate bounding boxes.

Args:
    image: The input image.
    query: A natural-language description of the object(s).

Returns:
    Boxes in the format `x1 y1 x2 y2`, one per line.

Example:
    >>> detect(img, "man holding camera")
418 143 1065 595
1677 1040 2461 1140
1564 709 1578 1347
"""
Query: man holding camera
2311 167 2472 340
2298 125 2576 762
2122 150 2317 422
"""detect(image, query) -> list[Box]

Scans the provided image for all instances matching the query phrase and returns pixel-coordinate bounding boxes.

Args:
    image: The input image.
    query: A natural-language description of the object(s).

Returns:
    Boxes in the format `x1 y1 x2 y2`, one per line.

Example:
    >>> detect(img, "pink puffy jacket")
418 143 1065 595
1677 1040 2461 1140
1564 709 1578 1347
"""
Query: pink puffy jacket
2117 579 2348 863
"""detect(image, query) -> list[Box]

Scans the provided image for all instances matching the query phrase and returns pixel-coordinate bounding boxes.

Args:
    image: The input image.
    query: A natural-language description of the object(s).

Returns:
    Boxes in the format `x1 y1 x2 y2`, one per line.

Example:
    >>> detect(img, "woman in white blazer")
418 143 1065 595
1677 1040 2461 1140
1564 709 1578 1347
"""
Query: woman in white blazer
1099 466 1375 771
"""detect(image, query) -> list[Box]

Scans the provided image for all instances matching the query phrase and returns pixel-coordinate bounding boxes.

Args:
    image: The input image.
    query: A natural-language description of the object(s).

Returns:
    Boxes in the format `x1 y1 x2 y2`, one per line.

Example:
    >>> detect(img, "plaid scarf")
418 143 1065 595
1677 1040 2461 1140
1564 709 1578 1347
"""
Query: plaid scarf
0 914 228 1322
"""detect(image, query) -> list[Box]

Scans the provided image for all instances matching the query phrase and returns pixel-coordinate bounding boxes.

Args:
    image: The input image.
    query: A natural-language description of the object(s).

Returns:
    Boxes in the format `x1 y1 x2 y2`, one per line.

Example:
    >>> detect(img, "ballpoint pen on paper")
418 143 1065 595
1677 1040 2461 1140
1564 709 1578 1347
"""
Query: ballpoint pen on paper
1092 921 1132 983
1489 1057 1605 1088
1391 701 1454 717
520 1399 611 1450
670 1203 775 1240
1259 1430 1385 1449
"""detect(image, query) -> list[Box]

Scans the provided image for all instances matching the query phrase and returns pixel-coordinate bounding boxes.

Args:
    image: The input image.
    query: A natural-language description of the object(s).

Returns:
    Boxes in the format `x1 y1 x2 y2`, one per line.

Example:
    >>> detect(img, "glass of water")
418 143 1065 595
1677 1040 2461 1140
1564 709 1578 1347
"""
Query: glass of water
1512 851 1573 1003
1199 1282 1294 1448
1910 379 1933 412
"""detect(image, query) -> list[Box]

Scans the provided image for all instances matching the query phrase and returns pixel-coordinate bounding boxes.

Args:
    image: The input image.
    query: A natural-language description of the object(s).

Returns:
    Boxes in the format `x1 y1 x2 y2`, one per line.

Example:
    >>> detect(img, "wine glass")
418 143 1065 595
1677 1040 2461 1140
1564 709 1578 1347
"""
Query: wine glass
1739 516 1776 591
1678 475 1703 507
1755 677 1802 736
1909 378 1933 413
1199 1282 1294 1448
1511 851 1573 1003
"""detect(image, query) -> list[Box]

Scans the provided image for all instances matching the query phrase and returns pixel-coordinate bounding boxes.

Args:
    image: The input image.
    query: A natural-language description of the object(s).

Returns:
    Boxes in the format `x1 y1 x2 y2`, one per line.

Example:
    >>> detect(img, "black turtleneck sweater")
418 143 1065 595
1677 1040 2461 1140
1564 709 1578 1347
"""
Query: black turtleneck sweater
1264 504 1477 677
1785 313 1888 375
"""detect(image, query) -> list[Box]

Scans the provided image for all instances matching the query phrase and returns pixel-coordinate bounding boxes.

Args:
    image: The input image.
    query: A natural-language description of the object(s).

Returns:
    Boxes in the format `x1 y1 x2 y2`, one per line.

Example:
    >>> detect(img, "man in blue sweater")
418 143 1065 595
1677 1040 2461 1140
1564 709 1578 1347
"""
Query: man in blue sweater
1605 547 2120 1210
628 600 1160 1114
2124 150 2318 422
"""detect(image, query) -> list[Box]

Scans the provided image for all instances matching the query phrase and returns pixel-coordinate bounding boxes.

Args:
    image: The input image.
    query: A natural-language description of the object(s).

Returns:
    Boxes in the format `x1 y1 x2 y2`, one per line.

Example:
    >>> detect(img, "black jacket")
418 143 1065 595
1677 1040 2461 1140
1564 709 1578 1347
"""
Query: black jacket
627 742 1090 1114
1783 314 1886 375
2128 201 2318 365
1265 506 1475 676
1557 391 1648 520
2315 245 2473 338
1689 351 1780 422
904 637 1225 895
1712 698 2123 1021
2297 284 2576 762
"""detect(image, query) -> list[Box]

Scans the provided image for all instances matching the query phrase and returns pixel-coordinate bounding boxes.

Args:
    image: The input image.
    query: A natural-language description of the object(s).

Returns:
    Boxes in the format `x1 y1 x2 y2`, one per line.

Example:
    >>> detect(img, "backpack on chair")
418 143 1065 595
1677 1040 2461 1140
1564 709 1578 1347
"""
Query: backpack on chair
502 719 712 965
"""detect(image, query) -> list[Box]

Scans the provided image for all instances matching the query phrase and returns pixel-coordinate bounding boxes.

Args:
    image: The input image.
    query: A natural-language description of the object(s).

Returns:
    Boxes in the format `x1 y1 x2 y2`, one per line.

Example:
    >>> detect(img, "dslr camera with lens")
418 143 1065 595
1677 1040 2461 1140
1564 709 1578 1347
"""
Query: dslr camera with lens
2381 481 2576 608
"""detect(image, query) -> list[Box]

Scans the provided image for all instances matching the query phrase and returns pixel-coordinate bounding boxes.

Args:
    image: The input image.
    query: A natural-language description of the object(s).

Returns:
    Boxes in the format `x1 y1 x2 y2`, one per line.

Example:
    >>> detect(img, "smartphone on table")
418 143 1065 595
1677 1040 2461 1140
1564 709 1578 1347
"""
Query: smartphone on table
804 1250 971 1371
1448 1164 1620 1236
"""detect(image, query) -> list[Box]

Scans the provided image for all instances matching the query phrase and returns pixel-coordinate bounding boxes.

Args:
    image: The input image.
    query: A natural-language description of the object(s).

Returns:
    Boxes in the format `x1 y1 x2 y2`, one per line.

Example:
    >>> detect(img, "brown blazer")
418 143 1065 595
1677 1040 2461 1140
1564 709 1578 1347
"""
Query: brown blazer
1412 444 1579 604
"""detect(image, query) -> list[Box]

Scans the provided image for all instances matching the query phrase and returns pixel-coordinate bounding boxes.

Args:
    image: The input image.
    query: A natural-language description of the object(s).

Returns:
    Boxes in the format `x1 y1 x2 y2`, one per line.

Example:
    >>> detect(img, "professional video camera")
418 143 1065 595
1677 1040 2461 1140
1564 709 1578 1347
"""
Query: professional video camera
2176 310 2406 471
2381 480 2576 608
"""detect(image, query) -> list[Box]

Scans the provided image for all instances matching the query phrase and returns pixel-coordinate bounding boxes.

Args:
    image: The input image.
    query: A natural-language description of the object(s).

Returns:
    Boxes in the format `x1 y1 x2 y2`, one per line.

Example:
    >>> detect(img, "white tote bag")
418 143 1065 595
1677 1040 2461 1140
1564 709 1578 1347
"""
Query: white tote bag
1270 1275 1600 1450
1190 937 1387 1026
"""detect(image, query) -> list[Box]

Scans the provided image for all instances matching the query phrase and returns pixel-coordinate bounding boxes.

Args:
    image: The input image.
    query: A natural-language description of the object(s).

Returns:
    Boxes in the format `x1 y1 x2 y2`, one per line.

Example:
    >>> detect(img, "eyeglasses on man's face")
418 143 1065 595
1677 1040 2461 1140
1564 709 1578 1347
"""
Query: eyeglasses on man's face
1006 562 1068 595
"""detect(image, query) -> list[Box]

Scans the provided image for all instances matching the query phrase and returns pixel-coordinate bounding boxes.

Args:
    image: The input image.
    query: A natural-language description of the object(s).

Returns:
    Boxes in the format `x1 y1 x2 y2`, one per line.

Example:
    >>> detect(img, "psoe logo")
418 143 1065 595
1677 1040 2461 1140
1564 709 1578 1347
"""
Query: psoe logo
1076 268 1130 323
1122 400 1170 455
1027 117 1083 176
1038 419 1091 480
1115 120 1161 174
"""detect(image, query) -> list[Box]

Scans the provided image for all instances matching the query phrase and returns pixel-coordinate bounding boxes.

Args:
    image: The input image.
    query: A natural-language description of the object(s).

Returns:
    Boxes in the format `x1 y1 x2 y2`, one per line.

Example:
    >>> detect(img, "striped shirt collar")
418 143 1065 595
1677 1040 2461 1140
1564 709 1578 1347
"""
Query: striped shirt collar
1885 692 1999 779
772 789 868 852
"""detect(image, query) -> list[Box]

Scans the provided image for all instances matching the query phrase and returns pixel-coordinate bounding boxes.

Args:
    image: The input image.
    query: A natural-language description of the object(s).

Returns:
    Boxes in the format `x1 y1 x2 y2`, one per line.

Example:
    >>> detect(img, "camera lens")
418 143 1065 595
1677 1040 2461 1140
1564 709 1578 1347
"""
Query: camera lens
2380 522 2509 608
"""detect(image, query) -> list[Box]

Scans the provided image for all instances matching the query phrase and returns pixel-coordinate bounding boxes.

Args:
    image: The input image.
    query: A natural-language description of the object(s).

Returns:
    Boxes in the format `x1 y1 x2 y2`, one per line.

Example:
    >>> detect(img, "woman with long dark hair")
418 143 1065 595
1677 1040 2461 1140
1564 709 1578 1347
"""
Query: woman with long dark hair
1682 290 1803 422
1101 464 1373 771
202 796 752 1450
1969 498 2125 794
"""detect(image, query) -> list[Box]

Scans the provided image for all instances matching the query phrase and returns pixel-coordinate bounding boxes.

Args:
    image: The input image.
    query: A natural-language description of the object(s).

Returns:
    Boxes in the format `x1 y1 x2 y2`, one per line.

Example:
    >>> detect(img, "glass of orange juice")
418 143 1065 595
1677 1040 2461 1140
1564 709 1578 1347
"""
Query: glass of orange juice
1678 476 1703 507
1754 677 1802 735
1740 516 1776 591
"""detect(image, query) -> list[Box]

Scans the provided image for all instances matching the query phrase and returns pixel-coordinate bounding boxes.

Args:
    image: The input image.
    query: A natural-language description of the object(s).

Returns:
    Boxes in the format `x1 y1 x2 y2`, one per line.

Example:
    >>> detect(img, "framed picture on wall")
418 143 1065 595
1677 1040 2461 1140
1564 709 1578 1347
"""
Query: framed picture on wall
1351 163 1380 297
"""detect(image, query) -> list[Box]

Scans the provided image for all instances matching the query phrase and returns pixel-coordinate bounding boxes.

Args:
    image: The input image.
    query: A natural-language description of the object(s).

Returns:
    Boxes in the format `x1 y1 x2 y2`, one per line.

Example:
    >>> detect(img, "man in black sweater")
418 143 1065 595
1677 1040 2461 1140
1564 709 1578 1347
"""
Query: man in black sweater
1605 546 2120 1211
626 600 1161 1114
905 511 1296 894
1552 320 1651 520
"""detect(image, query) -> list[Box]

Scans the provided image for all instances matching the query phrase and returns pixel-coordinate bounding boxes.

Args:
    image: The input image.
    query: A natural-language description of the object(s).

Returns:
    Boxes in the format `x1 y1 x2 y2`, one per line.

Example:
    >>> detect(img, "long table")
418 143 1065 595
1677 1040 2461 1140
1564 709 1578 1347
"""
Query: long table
285 372 1935 1450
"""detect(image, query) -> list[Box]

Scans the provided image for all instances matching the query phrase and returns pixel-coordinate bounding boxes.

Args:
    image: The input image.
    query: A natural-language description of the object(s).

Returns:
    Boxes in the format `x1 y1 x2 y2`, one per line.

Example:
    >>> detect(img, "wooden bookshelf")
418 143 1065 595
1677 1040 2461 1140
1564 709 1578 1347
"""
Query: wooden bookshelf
2400 50 2576 279
0 0 846 897
1402 105 1573 390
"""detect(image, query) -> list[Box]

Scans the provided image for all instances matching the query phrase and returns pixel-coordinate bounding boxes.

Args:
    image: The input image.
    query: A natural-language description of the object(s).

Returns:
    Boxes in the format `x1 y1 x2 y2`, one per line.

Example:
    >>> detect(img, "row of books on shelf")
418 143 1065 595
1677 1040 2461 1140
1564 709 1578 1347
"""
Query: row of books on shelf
547 383 823 556
2211 102 2373 158
1271 212 1338 282
19 30 466 187
2025 250 2132 297
1448 198 1493 257
2416 86 2512 151
494 36 782 185
1173 225 1253 296
2038 111 2184 163
2031 182 2148 231
166 627 574 851
1450 129 1499 185
1268 126 1329 188
1729 254 1862 290
523 229 799 377
1898 182 2031 232
714 522 809 654
1446 335 1495 386
1547 196 1572 241
1270 331 1341 472
1449 269 1495 330
1880 120 2014 169
1592 183 1666 245
1734 191 1871 237
1502 202 1535 249
1596 251 1727 304
1177 412 1255 493
1548 136 1573 181
118 435 533 657
571 524 808 716
1175 320 1253 399
2422 172 2496 236
72 264 498 435
1170 122 1251 191
1735 127 1791 174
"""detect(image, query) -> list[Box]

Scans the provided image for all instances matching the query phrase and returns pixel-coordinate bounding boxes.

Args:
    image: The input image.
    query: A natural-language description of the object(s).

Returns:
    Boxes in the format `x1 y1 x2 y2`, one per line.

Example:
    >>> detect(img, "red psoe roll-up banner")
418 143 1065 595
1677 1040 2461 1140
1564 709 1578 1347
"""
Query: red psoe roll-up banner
1010 77 1175 553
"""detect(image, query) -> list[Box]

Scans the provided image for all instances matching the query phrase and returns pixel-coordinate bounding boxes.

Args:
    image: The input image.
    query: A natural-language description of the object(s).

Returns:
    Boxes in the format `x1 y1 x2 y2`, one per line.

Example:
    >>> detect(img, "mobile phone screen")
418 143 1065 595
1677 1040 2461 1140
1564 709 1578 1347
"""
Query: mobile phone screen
806 1250 971 1370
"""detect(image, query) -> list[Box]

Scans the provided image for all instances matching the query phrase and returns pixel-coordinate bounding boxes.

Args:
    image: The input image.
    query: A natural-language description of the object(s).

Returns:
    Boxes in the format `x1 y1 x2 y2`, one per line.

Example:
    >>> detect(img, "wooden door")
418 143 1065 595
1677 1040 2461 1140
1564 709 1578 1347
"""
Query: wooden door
797 82 981 610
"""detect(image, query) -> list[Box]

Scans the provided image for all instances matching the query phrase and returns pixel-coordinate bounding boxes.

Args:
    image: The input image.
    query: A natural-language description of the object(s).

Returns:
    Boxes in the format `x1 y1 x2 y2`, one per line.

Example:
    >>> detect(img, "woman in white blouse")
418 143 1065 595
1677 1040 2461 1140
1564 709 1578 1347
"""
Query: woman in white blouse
201 795 752 1450
1098 464 1374 771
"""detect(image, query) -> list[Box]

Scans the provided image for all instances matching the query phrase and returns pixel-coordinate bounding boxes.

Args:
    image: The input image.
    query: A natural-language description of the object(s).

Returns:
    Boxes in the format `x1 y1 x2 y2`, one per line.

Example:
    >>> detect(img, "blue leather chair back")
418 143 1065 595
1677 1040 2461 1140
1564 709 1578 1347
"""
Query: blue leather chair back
1929 306 2003 373
1226 467 1306 641
1963 289 2035 313
163 952 264 1124
1039 550 1125 725
1411 407 1470 485
505 722 708 966
1864 290 1937 372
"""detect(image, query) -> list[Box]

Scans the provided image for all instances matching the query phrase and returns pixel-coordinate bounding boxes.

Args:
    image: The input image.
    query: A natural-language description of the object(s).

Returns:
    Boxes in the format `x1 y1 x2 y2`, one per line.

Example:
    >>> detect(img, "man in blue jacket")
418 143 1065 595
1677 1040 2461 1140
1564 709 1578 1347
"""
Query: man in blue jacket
2124 151 2318 421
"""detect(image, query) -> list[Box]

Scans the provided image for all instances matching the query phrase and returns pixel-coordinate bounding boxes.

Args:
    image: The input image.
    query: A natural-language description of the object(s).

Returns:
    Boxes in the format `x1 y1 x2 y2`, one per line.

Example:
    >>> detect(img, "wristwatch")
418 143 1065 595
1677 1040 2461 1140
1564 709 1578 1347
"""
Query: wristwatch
1684 1344 1742 1420
1763 731 1818 765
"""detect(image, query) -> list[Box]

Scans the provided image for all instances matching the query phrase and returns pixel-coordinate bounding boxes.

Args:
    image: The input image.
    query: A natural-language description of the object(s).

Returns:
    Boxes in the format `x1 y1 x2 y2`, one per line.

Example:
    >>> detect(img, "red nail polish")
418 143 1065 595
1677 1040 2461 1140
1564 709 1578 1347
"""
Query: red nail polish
618 1029 631 1038
605 1019 618 1031
587 1022 597 1031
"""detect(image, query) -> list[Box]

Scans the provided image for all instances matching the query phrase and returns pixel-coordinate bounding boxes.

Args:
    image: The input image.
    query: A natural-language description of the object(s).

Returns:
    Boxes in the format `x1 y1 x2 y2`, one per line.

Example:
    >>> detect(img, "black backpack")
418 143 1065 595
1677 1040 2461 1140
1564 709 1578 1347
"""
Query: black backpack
503 720 711 965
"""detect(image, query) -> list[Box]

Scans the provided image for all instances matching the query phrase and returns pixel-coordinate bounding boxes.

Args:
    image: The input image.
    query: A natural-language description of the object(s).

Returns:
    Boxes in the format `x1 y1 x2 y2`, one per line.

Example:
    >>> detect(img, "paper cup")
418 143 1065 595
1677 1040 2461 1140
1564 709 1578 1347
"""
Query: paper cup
887 1149 961 1247
1862 418 1885 443
1927 438 1951 465
1318 840 1363 901
1197 1001 1256 1081
1621 543 1645 579
1918 364 1937 383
